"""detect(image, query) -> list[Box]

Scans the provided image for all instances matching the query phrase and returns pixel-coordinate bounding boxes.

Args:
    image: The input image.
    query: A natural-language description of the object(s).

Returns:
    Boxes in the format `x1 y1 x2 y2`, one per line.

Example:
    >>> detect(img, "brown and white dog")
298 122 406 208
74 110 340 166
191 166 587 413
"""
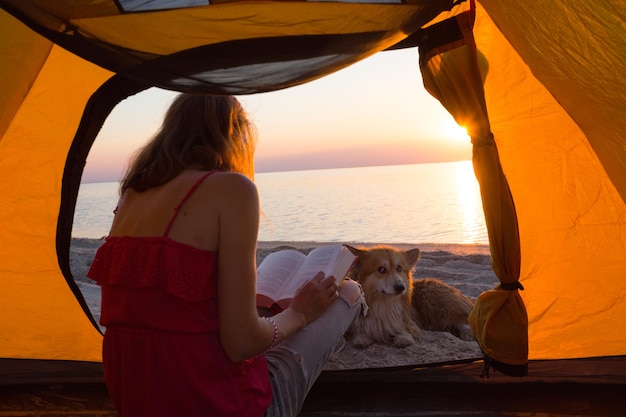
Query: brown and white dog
345 245 475 348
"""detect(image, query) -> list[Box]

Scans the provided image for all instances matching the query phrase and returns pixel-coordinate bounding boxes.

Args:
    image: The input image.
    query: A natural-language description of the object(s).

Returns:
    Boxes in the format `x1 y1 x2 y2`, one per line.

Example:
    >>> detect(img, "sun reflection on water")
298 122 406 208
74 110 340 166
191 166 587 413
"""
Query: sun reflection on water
454 161 485 244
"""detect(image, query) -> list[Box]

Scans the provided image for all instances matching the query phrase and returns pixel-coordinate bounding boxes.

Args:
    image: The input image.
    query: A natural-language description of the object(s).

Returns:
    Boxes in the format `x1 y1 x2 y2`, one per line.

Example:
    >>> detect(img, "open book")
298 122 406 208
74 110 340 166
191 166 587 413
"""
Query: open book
256 244 357 312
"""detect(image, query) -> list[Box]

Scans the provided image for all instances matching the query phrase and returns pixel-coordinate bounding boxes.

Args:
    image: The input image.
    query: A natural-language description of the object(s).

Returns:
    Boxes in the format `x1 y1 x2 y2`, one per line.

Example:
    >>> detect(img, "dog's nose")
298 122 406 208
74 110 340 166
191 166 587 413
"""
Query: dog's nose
394 283 406 294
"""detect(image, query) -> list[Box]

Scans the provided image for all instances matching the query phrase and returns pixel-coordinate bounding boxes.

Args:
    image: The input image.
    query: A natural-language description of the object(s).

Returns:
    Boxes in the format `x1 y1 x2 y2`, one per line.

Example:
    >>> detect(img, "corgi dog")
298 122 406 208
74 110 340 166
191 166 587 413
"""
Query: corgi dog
345 245 475 348
345 245 422 348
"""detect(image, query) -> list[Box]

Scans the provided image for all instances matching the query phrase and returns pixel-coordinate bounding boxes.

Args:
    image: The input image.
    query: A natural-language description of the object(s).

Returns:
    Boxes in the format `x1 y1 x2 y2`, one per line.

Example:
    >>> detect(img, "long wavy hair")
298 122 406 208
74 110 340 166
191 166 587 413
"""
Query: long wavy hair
120 93 256 194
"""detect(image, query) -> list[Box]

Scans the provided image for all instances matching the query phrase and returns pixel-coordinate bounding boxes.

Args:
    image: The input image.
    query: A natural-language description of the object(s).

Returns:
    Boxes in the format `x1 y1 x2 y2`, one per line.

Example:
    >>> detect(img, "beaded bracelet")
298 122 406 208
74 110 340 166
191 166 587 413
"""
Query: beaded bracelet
262 316 279 354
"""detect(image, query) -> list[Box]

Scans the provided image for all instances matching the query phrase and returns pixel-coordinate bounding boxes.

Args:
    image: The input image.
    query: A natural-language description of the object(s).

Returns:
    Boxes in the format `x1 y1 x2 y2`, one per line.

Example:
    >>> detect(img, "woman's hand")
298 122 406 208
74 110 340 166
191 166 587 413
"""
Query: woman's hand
287 272 339 325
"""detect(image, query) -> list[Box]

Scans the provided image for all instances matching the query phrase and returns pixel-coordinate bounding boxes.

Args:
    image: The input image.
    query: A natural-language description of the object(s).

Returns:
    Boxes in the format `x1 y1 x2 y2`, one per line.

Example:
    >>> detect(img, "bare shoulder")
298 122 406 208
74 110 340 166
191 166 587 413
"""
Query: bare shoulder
205 171 258 203
209 171 254 186
209 171 256 191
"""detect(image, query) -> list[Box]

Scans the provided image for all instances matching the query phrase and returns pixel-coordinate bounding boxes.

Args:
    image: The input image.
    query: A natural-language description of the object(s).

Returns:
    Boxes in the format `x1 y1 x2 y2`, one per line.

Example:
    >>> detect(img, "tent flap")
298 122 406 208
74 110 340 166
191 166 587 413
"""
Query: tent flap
418 10 527 375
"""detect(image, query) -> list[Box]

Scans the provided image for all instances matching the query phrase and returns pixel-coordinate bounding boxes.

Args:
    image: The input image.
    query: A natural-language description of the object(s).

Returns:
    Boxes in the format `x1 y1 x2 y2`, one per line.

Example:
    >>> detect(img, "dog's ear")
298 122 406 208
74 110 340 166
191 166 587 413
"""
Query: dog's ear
344 244 363 258
405 248 420 267
344 245 363 279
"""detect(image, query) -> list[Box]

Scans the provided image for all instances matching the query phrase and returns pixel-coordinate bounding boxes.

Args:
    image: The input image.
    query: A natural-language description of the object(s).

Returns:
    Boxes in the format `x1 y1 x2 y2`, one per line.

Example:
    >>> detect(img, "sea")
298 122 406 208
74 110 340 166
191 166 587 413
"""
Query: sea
73 161 488 245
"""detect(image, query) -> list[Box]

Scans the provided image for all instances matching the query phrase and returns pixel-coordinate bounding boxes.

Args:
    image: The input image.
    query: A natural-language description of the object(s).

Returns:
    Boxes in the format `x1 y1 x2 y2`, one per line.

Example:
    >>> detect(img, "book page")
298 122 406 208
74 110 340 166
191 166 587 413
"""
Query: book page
279 245 349 300
256 250 306 302
329 246 358 284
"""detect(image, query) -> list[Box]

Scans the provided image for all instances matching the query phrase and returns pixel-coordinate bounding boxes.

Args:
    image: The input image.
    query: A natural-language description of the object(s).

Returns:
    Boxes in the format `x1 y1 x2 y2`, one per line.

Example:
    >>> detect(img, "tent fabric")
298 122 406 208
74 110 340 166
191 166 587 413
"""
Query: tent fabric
0 10 112 362
474 2 626 360
418 9 527 375
479 0 626 205
0 0 625 383
2 0 454 94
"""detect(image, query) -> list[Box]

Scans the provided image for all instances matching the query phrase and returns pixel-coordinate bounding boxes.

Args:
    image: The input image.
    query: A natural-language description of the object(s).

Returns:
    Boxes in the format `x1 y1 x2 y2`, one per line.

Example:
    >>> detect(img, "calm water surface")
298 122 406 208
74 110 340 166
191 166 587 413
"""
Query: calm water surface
73 161 487 244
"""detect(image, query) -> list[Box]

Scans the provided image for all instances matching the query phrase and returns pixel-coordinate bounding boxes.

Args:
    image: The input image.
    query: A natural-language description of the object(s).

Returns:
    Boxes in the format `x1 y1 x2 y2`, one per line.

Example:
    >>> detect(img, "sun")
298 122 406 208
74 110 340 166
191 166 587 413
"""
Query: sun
442 119 470 142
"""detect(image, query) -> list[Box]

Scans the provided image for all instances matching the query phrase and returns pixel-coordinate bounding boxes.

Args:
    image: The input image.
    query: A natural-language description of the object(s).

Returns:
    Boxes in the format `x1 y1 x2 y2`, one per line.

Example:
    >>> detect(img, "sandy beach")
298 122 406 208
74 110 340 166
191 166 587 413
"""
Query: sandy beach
71 238 497 370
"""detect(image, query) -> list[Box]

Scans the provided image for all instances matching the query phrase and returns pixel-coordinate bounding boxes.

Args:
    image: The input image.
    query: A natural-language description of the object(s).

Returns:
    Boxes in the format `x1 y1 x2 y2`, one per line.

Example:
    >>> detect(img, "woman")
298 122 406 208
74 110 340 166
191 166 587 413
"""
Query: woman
88 93 362 417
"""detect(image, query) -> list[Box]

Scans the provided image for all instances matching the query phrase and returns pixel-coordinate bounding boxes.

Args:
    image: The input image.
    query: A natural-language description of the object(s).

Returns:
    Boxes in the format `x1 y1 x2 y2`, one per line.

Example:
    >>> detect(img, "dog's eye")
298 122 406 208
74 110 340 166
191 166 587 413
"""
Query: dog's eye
396 265 403 272
377 267 386 274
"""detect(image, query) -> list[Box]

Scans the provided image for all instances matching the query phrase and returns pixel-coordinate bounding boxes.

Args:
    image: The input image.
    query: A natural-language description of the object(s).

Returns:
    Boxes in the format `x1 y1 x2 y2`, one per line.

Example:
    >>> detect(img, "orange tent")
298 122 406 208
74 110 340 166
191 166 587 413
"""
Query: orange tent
1 0 625 392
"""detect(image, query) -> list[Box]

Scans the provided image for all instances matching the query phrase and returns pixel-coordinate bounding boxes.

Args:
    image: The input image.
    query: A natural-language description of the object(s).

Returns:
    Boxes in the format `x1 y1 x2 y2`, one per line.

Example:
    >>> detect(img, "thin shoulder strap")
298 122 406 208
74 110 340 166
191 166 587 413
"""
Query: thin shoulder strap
163 171 217 237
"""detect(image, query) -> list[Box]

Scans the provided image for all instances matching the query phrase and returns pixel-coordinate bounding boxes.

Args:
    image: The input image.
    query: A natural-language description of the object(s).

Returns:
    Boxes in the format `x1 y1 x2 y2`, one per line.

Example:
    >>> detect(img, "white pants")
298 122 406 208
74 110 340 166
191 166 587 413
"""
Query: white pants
263 280 363 417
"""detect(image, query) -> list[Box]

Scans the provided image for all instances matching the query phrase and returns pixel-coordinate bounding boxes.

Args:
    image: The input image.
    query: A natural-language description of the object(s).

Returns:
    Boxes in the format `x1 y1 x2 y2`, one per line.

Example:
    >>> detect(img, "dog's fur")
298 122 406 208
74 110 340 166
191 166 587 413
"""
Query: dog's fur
345 245 421 348
345 245 475 348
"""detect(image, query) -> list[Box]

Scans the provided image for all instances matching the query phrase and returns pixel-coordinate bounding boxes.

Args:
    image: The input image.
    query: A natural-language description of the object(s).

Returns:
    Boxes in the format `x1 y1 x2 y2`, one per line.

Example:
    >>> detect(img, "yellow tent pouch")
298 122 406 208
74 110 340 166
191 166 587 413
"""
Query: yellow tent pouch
469 285 528 377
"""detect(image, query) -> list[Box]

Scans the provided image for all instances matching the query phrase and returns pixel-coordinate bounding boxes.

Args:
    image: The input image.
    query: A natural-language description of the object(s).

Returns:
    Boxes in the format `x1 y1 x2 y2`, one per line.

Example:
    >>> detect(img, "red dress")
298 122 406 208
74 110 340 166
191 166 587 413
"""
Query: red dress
88 172 272 417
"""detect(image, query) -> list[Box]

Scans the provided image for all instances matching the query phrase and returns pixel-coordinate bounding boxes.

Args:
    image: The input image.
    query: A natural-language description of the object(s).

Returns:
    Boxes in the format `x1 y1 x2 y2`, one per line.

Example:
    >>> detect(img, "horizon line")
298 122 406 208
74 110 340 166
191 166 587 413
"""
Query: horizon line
81 158 471 184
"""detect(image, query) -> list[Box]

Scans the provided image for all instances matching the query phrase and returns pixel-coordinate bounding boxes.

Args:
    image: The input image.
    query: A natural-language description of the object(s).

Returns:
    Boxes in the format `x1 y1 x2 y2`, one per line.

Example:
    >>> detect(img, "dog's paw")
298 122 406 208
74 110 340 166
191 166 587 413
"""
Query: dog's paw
392 332 415 348
408 323 422 340
351 334 373 349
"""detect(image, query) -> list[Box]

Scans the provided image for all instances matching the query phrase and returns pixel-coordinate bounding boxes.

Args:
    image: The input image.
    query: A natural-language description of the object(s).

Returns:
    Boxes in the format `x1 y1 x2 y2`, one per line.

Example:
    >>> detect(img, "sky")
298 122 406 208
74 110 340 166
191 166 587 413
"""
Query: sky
83 48 471 183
